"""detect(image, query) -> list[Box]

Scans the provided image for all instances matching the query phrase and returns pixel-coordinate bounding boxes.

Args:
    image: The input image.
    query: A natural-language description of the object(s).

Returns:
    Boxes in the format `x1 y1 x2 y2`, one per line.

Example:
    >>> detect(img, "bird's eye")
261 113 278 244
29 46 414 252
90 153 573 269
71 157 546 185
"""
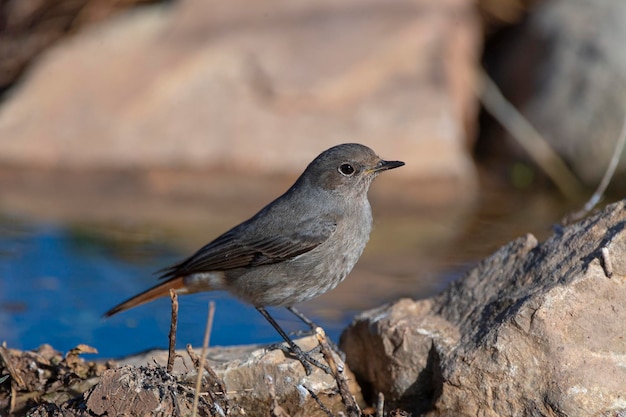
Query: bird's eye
338 163 355 176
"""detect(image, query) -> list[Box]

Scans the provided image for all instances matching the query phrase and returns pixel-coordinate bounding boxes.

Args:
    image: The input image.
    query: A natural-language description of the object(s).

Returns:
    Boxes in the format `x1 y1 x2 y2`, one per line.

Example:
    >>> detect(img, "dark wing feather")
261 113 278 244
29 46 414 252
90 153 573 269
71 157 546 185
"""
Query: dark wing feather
158 217 337 279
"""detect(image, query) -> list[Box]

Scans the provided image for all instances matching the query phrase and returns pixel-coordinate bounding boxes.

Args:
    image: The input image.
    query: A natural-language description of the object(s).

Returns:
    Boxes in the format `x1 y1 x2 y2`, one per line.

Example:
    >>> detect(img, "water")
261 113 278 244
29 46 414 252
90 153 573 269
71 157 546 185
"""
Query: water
0 220 352 358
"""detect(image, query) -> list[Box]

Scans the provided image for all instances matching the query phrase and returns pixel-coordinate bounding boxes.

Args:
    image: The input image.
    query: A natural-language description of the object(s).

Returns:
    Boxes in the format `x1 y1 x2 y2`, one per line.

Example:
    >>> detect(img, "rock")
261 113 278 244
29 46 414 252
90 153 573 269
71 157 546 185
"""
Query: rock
0 0 159 90
87 365 199 416
0 0 480 187
23 336 363 416
339 298 458 412
28 365 220 417
482 0 626 187
117 335 363 417
340 200 626 416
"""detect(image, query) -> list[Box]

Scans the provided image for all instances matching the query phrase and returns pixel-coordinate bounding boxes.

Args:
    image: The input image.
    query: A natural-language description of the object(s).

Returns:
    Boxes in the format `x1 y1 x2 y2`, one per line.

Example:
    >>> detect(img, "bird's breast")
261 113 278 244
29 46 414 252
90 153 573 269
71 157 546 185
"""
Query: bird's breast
224 200 373 307
290 200 373 293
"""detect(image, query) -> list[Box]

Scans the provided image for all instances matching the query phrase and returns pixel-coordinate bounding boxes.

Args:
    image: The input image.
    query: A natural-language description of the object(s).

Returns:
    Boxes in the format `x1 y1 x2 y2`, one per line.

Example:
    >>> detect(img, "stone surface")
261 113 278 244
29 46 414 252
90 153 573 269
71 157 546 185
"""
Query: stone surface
341 200 626 416
28 364 224 417
0 0 158 90
22 336 362 416
0 0 480 185
339 298 457 412
482 0 626 187
118 336 363 417
86 365 203 416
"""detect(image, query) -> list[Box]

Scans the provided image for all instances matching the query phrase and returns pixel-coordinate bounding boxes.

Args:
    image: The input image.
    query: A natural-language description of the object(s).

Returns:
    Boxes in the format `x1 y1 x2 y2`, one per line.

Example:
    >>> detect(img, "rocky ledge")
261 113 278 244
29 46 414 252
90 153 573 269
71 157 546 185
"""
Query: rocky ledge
341 200 626 416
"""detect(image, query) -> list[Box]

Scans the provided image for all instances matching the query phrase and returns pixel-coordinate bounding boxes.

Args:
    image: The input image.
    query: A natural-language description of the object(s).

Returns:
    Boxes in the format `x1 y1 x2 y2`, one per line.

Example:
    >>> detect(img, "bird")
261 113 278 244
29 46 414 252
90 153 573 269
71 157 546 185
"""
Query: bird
105 143 404 374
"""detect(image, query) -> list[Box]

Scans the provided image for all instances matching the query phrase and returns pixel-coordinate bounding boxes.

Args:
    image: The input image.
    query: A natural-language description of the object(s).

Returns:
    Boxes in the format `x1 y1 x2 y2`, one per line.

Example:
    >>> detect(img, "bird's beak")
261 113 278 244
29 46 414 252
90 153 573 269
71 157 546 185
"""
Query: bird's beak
368 159 405 173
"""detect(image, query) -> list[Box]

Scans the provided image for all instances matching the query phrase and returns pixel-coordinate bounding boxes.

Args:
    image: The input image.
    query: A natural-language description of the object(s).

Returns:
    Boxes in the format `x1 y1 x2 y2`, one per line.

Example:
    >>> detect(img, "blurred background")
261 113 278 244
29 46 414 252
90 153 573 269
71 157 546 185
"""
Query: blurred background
0 0 624 359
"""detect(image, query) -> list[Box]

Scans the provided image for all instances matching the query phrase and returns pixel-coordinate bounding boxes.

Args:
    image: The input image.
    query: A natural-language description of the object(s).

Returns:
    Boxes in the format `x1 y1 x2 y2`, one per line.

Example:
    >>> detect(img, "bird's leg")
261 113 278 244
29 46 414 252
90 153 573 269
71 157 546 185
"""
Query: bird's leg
286 306 345 360
282 306 318 338
256 307 331 375
286 306 318 330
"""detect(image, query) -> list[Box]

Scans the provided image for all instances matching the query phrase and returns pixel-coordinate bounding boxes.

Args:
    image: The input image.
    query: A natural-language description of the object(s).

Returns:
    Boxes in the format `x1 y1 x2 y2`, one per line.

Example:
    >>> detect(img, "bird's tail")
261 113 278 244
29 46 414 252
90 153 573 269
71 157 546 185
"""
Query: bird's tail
104 276 185 317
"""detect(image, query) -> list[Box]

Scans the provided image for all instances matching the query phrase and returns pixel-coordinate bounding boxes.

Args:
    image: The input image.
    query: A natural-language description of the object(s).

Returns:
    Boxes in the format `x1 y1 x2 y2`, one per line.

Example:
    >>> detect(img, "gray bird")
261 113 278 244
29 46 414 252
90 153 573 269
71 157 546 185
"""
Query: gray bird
105 143 404 374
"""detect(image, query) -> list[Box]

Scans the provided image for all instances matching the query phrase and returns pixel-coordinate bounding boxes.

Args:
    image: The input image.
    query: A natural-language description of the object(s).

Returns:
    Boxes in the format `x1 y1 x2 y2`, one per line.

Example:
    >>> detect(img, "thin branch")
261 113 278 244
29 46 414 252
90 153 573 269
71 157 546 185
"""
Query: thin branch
191 301 216 417
302 384 333 417
167 289 179 373
587 113 626 207
376 392 385 417
314 327 360 417
478 68 584 200
0 345 22 415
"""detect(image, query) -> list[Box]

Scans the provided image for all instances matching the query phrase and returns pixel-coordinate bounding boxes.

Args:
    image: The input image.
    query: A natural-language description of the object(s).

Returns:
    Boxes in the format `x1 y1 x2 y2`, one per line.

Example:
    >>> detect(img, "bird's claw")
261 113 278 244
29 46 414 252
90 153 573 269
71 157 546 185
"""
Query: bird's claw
268 343 332 375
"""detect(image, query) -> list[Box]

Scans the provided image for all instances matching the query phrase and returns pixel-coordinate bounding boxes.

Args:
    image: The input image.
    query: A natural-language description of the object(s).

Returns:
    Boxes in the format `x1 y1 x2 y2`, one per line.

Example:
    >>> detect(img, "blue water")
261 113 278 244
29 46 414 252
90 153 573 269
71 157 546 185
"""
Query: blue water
0 220 346 359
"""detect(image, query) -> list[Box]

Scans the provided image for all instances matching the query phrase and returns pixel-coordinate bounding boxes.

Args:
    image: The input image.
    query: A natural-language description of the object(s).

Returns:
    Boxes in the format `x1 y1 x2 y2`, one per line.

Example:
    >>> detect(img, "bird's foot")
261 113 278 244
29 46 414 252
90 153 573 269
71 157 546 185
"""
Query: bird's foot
268 342 332 375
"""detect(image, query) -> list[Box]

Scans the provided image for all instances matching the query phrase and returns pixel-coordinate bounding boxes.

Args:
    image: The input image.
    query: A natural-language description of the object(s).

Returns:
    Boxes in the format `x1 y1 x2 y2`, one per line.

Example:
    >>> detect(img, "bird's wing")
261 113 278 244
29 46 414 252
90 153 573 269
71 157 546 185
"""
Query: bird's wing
158 216 337 278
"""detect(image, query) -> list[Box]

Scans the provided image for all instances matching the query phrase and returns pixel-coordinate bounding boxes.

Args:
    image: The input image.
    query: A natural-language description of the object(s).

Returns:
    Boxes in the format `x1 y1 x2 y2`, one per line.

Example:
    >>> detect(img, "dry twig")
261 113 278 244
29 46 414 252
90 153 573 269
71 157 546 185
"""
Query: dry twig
185 344 226 399
478 68 584 201
302 384 333 417
191 301 216 417
376 392 385 417
564 113 626 223
0 344 22 414
167 289 179 373
314 327 360 417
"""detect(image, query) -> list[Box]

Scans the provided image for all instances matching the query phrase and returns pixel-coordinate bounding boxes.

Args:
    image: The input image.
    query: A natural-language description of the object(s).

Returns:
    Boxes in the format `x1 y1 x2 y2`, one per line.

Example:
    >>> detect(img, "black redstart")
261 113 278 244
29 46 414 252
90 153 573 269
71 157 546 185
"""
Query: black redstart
105 143 404 374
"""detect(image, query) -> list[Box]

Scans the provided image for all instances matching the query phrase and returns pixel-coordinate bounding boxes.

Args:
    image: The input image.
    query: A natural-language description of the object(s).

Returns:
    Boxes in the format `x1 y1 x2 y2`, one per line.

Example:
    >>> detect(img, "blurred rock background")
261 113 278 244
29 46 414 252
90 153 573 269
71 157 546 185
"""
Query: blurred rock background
480 0 626 189
0 0 476 181
3 0 625 186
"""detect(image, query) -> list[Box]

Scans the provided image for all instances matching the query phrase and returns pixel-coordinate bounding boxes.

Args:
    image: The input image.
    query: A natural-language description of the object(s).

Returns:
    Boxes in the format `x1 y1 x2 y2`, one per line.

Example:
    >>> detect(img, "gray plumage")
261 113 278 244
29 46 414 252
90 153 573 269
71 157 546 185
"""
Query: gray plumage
106 142 404 318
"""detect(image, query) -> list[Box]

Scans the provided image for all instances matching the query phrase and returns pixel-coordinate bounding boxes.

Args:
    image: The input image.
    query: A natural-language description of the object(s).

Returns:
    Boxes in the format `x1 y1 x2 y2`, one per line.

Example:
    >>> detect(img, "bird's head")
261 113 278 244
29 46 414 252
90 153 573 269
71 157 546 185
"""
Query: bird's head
301 143 404 195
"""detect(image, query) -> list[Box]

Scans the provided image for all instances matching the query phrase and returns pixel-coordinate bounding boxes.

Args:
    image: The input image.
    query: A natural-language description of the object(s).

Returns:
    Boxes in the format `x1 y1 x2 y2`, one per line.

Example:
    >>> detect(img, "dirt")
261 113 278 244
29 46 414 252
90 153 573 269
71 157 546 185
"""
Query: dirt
0 344 229 417
0 342 416 417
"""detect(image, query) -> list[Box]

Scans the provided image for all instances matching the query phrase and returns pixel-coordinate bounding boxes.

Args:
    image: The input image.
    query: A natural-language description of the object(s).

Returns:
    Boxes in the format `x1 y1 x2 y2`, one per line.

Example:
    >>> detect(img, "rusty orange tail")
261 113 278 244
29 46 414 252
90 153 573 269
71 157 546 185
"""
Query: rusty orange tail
104 276 185 317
